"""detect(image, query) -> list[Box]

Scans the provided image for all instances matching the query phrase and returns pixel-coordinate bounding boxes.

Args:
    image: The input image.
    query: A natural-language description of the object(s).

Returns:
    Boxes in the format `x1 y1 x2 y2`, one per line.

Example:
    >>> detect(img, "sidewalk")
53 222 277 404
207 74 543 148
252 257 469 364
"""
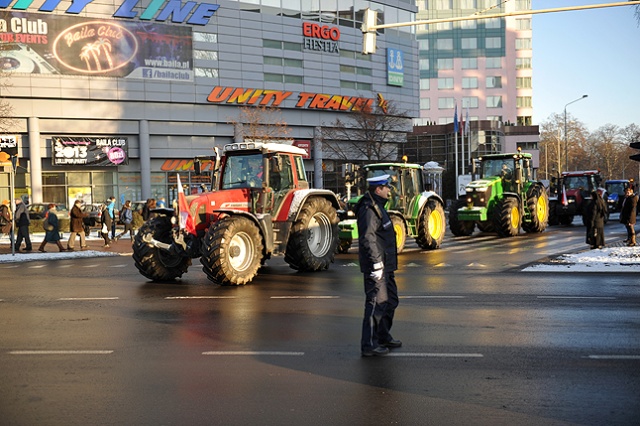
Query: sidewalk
0 231 133 262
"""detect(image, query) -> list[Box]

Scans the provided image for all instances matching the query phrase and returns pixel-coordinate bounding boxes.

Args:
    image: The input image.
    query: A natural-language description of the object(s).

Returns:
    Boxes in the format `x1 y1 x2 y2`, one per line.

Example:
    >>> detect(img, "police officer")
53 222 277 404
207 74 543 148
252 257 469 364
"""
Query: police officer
356 174 401 357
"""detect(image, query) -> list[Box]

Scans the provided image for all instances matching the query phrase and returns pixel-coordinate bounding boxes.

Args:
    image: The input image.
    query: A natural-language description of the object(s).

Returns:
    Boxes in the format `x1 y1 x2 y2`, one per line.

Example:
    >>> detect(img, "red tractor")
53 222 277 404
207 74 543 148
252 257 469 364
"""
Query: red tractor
548 170 608 226
133 142 341 285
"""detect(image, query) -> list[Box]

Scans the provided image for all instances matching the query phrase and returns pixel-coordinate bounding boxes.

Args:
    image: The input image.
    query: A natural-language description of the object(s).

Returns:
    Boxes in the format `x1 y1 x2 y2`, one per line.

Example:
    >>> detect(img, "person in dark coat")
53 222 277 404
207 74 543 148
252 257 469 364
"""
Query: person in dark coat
13 198 32 252
356 174 401 357
38 204 66 252
67 199 88 250
586 191 607 249
619 186 637 246
100 202 113 248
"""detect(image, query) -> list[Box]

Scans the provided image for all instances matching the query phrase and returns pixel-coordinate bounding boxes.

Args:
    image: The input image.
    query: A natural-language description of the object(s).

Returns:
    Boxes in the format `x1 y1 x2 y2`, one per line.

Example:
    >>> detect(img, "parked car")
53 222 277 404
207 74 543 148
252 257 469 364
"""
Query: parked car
28 203 69 220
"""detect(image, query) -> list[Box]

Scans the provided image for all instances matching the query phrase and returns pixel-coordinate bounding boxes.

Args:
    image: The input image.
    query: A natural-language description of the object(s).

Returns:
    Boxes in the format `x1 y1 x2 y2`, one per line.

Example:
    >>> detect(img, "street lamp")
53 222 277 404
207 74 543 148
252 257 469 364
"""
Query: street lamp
564 94 588 172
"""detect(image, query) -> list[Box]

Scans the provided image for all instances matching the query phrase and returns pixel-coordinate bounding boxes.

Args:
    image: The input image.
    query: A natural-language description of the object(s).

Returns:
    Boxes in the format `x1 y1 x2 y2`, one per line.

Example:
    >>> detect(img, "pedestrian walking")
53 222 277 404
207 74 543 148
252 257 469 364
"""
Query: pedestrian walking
100 202 113 248
107 196 117 239
355 174 401 357
67 199 88 250
13 198 32 252
114 200 134 241
0 199 11 235
585 190 607 249
619 186 637 247
38 204 66 252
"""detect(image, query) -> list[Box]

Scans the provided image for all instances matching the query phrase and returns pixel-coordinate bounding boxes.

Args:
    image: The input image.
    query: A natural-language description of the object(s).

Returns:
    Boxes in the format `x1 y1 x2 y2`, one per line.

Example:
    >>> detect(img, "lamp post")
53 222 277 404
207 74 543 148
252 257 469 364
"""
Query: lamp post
564 94 588 172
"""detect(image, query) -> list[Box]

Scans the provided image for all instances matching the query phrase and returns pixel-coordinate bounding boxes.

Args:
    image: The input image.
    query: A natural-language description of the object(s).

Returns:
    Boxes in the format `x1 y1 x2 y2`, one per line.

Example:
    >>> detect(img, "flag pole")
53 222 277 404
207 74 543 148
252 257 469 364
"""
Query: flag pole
454 104 459 197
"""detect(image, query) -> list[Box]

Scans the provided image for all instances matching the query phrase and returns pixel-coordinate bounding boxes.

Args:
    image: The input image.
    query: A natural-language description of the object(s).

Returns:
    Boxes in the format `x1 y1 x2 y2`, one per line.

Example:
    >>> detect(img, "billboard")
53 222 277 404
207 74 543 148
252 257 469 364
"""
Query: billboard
0 12 193 81
52 136 129 166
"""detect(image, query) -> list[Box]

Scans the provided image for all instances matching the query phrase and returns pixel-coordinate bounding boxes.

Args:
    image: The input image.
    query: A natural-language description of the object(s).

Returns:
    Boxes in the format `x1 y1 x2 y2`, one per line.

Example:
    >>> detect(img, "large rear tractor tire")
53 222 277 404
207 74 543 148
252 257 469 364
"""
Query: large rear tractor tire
391 214 407 253
522 184 549 233
548 200 559 226
285 197 339 271
448 199 475 237
133 215 191 282
200 216 264 286
416 199 446 250
493 197 521 237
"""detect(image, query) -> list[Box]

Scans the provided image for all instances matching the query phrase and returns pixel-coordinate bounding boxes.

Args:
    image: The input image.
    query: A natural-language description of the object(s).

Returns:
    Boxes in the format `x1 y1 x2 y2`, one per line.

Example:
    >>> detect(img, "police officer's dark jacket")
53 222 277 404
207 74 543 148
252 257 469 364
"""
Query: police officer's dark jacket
355 190 398 273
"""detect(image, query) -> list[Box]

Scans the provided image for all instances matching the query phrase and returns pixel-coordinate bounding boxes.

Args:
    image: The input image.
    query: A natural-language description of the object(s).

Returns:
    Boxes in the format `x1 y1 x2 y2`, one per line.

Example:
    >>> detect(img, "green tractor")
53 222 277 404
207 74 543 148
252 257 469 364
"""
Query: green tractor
449 150 548 237
337 163 446 253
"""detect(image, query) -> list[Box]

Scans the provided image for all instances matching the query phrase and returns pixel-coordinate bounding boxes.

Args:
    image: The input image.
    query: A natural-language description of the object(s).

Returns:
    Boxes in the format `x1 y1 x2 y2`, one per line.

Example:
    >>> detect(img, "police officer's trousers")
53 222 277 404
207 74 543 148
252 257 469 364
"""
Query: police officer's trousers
361 270 399 351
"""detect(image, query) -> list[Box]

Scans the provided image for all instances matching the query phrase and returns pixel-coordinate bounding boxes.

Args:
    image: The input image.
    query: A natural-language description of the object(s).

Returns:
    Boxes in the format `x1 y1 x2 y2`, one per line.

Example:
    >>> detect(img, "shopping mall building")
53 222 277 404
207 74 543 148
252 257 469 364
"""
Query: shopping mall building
0 0 419 207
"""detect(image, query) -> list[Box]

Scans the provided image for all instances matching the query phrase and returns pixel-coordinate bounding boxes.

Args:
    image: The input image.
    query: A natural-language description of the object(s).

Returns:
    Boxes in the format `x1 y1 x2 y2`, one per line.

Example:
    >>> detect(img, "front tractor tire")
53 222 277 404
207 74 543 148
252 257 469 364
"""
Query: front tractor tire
391 215 407 253
285 197 339 272
416 199 446 250
133 215 191 282
448 199 475 237
522 184 549 233
493 197 521 237
200 216 264 286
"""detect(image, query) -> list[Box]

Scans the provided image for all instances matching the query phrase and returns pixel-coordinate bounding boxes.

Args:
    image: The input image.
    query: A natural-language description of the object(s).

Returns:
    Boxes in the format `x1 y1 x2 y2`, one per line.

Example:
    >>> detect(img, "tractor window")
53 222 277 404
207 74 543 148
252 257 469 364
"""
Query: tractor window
221 153 263 189
565 176 588 191
481 159 509 178
269 154 293 191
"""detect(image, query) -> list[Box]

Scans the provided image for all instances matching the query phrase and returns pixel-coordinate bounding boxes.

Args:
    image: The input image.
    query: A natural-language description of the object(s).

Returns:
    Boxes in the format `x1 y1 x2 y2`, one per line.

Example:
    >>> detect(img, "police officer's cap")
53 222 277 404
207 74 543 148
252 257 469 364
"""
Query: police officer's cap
366 174 391 187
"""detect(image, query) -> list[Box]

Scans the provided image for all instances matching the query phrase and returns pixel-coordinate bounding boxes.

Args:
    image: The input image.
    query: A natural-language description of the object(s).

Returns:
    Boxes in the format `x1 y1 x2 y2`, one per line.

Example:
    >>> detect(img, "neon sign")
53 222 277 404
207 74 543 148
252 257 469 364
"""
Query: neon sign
0 0 220 26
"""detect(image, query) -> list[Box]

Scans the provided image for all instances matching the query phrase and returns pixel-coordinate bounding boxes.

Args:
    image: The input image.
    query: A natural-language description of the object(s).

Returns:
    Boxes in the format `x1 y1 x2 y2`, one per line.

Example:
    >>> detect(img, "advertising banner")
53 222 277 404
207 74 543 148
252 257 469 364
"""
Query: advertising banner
52 136 129 166
0 12 192 81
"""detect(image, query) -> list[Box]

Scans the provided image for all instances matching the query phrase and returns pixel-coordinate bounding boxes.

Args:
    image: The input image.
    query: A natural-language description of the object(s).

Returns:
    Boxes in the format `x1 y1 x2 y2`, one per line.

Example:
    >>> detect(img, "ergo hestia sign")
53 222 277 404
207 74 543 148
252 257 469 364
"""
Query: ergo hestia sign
0 0 220 26
302 22 339 53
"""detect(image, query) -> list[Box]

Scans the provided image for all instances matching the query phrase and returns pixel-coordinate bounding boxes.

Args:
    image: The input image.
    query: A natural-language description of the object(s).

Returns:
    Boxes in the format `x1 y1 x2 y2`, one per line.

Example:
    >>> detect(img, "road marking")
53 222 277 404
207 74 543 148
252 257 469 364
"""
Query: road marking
537 296 617 300
165 296 237 299
57 297 119 301
270 296 339 299
586 355 640 360
111 264 128 268
202 351 305 356
388 353 484 358
28 265 46 268
401 295 465 299
8 350 114 355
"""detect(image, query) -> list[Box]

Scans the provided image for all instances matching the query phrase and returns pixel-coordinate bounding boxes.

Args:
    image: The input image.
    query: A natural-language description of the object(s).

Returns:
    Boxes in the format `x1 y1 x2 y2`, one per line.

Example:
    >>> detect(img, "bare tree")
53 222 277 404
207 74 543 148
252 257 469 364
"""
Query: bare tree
228 106 291 142
320 99 412 162
588 124 626 179
539 112 589 177
0 71 17 134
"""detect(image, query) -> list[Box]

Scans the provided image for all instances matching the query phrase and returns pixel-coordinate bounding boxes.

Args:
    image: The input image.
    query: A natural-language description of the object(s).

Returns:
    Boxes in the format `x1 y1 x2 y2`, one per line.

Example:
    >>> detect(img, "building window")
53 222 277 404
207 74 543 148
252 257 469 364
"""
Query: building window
438 97 455 109
486 76 502 88
193 50 218 60
516 38 532 50
516 18 531 30
462 58 477 69
436 38 453 50
517 116 533 126
437 58 453 70
486 37 501 49
434 0 453 10
487 96 502 108
486 57 502 68
195 68 218 78
265 73 303 84
462 97 479 108
438 78 454 89
193 32 218 43
420 78 430 90
517 96 533 108
460 0 477 9
461 38 477 49
340 81 371 91
420 98 431 110
485 18 501 29
462 77 478 89
418 39 429 50
419 59 430 70
460 20 477 29
516 141 538 150
516 77 532 89
516 57 532 69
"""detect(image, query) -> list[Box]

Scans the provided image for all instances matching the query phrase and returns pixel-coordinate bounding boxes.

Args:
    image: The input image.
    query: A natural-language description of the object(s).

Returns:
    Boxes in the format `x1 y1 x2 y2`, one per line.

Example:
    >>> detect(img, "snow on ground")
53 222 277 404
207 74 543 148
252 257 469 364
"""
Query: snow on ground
522 245 640 273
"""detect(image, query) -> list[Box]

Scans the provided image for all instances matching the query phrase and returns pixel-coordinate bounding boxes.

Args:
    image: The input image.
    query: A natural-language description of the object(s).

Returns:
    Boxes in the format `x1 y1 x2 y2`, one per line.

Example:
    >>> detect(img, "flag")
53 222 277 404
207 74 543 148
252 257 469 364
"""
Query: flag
464 106 470 135
176 174 191 232
453 103 459 133
561 185 568 206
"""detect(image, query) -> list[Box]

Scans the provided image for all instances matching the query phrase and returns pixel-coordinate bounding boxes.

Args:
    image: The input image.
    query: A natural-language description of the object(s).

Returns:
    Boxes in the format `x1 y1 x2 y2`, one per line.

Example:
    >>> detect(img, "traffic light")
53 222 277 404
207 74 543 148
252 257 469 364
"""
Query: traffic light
629 141 640 162
361 8 378 54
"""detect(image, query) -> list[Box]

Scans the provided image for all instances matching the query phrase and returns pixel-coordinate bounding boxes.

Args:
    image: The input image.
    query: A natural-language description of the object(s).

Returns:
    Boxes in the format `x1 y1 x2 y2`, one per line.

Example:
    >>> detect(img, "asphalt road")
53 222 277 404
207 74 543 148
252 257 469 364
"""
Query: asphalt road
0 222 638 426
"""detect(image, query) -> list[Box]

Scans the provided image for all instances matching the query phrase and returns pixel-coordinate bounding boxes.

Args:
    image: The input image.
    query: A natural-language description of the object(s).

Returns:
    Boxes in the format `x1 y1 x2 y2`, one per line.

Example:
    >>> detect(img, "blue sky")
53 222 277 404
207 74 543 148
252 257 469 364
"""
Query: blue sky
532 0 640 132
